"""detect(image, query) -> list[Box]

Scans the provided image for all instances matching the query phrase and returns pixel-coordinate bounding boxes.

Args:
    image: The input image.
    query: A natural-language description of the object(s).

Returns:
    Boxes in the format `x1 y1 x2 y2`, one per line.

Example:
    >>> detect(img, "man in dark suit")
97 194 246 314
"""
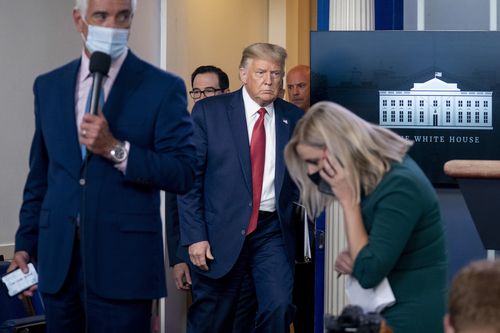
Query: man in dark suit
167 65 258 332
8 0 195 332
286 64 314 333
178 43 303 333
166 65 230 291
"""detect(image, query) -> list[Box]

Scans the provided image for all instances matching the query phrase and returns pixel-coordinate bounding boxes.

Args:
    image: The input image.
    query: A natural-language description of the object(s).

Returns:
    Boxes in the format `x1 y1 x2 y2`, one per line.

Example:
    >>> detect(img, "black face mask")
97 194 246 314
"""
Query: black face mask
308 171 335 196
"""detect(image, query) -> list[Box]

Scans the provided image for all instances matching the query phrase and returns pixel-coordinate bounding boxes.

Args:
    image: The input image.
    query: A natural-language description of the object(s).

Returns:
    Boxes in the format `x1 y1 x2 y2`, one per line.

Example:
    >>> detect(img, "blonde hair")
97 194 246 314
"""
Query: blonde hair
284 101 412 218
239 43 287 77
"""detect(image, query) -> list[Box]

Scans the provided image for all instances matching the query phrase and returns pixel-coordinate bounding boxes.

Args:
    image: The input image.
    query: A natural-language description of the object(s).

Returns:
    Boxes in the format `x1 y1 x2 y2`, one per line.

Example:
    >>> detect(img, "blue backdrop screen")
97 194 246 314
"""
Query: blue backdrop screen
311 31 500 185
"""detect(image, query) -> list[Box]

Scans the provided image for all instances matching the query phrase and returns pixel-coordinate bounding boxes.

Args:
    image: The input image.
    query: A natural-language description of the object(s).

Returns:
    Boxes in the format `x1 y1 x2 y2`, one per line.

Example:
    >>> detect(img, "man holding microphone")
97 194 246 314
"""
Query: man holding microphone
9 0 195 332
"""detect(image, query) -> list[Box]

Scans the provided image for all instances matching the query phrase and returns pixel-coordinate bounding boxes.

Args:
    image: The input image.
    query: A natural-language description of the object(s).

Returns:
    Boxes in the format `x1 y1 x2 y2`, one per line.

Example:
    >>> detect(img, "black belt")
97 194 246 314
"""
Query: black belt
258 210 277 220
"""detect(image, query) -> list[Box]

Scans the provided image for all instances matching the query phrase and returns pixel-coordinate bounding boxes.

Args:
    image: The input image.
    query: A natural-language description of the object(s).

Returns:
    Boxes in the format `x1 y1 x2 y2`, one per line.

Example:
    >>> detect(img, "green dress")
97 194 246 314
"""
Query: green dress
351 156 447 333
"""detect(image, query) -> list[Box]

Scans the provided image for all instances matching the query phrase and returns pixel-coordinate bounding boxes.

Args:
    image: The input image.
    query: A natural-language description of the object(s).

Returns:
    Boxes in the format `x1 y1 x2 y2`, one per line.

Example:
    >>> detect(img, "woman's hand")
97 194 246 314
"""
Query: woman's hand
335 249 354 275
319 152 355 207
321 151 368 261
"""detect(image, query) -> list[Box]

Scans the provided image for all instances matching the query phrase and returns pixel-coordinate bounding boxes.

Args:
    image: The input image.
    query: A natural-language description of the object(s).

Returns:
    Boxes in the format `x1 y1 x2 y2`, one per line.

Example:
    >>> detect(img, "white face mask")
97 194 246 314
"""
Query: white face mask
82 23 129 60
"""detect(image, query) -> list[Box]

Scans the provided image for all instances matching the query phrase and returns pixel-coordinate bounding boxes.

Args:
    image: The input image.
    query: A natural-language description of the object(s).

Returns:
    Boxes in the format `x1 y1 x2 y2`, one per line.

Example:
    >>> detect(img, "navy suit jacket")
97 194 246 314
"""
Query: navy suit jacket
178 89 303 279
15 51 195 300
165 191 187 266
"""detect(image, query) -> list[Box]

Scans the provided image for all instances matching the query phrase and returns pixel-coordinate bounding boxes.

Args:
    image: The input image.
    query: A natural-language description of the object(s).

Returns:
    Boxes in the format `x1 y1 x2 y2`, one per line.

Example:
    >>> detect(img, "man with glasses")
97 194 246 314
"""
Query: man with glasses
167 65 230 292
179 43 303 333
189 65 230 101
8 0 195 332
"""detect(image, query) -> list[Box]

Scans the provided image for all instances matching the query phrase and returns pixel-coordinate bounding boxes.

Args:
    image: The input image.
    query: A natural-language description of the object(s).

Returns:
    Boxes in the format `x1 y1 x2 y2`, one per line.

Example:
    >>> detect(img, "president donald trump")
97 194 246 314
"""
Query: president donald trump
179 43 303 333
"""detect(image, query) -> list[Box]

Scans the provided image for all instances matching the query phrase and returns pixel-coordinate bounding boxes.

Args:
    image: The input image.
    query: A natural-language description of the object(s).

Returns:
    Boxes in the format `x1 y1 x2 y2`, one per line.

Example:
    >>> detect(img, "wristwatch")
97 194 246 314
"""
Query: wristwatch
109 141 128 163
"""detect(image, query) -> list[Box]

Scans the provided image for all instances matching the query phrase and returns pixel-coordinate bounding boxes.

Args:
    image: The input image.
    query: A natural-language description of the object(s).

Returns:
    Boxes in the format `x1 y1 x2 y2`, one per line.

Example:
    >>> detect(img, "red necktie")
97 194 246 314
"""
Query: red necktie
247 108 266 235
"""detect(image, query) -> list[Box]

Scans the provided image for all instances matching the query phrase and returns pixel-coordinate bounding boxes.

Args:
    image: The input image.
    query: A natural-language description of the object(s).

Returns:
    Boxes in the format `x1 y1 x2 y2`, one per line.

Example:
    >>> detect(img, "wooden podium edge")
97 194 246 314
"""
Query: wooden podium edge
444 160 500 179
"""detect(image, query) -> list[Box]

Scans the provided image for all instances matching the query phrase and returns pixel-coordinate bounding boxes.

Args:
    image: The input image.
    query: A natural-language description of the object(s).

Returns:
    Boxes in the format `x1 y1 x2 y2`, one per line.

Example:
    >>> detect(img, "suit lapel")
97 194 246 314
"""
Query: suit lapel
56 59 83 180
226 90 252 194
103 51 144 126
274 100 290 198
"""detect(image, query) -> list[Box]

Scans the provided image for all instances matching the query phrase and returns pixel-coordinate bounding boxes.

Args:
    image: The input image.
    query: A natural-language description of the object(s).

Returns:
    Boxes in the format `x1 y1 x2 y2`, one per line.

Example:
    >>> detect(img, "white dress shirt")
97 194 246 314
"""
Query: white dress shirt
242 86 276 212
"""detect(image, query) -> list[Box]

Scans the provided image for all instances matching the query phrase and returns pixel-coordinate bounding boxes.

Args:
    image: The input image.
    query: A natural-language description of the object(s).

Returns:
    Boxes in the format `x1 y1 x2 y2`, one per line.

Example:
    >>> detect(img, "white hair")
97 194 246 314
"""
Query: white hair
75 0 137 17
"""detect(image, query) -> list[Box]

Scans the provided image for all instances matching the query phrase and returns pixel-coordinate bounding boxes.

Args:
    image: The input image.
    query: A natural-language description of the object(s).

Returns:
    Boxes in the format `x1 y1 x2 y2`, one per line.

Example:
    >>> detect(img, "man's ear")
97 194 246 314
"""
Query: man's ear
443 314 455 333
73 8 85 34
239 68 248 84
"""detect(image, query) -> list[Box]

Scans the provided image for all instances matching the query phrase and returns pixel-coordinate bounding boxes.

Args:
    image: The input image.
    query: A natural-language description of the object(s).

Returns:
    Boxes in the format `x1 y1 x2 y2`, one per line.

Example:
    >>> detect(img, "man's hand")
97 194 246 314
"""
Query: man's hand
188 241 214 271
172 263 192 291
8 251 38 299
79 110 118 160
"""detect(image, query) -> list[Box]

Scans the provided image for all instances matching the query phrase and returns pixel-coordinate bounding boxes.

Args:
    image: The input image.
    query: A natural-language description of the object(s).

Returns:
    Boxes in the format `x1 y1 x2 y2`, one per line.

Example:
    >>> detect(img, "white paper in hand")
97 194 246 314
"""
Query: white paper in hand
345 275 396 313
1 263 38 297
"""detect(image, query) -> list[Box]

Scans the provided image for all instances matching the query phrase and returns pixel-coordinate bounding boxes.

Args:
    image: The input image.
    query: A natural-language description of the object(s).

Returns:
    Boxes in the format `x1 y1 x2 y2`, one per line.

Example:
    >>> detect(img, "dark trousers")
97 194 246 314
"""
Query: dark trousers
232 273 257 333
292 211 315 333
187 213 295 333
41 236 152 333
190 265 257 333
292 262 315 333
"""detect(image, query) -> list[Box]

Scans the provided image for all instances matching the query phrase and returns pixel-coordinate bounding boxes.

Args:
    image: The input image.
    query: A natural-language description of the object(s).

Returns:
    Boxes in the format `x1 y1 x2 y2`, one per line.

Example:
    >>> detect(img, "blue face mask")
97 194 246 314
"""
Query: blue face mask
83 24 129 60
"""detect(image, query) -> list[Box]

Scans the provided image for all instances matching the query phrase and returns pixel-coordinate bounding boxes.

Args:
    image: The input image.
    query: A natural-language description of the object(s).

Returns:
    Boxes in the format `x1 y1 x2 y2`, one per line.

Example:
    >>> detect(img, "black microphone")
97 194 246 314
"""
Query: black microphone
88 51 111 115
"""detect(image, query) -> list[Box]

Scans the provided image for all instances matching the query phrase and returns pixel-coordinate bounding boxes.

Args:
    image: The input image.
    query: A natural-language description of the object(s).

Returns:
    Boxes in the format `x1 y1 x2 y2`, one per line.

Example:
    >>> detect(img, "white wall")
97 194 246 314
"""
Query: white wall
0 0 81 256
404 0 492 30
129 0 162 65
425 0 490 30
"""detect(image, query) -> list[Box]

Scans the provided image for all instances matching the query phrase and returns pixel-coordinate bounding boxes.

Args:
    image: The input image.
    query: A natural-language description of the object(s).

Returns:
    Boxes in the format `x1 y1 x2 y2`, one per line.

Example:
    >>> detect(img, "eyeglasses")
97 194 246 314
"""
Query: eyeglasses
189 87 222 99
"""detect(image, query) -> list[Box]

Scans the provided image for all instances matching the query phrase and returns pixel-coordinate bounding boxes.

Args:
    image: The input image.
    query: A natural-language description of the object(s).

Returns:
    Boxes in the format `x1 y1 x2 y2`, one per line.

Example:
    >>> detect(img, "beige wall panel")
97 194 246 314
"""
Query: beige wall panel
298 0 311 66
167 0 269 109
286 0 300 68
269 0 287 48
286 0 311 70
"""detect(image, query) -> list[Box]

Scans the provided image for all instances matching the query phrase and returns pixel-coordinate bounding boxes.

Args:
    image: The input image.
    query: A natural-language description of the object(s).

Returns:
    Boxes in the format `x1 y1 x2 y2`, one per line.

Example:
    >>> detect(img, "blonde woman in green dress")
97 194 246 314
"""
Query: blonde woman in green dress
284 101 448 333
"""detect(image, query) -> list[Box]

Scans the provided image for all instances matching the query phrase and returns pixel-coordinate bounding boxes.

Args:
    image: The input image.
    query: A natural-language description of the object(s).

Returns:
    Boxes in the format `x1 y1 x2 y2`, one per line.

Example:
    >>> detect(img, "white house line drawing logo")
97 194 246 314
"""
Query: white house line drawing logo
379 73 493 130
